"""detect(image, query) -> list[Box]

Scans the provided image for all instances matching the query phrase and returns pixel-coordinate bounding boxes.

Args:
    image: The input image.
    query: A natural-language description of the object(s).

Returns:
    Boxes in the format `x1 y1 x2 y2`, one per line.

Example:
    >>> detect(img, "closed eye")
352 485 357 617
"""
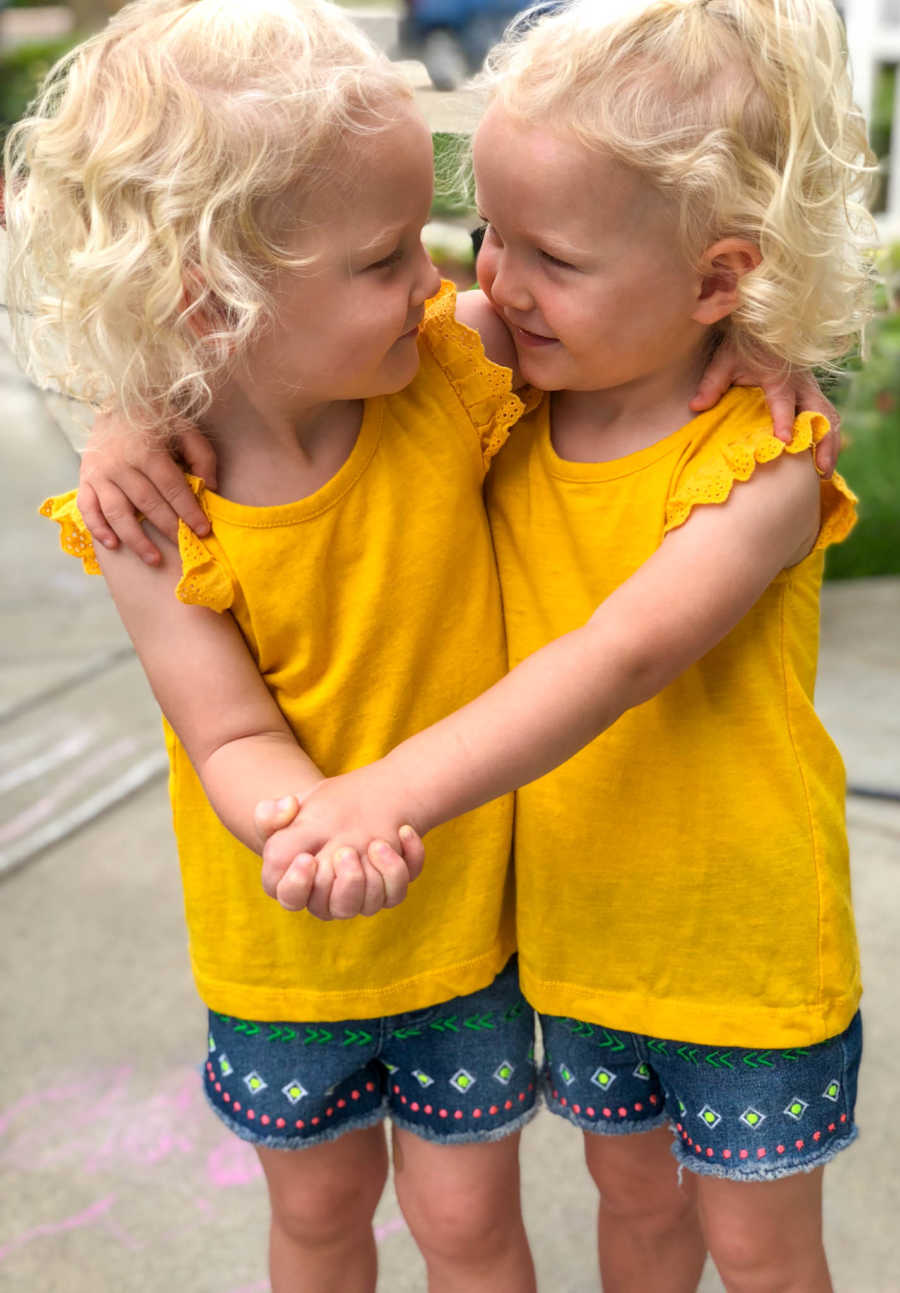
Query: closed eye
539 248 576 270
366 247 404 271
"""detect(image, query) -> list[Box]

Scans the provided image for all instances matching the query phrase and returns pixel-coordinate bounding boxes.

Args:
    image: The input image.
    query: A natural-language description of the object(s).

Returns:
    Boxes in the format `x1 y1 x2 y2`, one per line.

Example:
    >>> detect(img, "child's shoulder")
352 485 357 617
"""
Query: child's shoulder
666 387 856 551
397 281 533 470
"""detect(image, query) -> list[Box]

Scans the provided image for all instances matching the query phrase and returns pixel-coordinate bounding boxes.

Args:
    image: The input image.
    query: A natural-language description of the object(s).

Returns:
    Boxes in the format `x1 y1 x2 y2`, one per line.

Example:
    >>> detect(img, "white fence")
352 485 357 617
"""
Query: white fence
843 0 900 235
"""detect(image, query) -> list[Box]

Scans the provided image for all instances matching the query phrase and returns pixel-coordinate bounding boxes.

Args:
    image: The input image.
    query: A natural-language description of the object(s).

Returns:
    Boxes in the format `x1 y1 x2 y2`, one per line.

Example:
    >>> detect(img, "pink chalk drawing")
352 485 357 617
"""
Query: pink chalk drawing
0 1195 121 1264
206 1138 263 1188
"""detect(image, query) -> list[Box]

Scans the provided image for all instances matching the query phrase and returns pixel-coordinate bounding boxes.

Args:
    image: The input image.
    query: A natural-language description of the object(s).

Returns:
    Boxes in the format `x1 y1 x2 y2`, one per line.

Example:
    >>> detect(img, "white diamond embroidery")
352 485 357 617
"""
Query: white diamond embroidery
282 1079 307 1105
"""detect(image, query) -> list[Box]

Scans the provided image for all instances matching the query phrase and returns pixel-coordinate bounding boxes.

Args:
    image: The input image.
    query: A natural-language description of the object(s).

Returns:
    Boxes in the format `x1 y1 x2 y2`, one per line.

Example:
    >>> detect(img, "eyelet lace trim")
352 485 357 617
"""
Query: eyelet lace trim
664 412 857 551
173 476 235 612
39 491 101 575
424 282 540 468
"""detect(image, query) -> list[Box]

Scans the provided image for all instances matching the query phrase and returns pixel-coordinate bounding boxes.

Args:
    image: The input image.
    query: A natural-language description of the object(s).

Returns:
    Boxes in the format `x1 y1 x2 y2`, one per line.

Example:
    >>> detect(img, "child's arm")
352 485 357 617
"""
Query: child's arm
93 528 419 917
263 448 820 909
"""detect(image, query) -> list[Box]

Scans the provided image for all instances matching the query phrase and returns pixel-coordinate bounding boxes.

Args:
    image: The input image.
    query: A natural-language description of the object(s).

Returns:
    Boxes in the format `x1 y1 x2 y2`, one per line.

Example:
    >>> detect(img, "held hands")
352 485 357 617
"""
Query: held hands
691 346 841 477
254 766 427 921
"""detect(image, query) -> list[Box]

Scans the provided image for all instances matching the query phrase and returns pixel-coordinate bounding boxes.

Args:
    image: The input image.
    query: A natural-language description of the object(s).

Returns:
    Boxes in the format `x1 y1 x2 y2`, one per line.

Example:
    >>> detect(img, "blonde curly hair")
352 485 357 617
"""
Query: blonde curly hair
4 0 412 434
482 0 878 371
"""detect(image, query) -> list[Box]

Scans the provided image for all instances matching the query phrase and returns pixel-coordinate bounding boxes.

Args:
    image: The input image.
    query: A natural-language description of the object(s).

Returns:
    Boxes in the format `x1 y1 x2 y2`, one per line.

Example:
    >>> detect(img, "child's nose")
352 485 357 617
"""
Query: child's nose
488 254 530 314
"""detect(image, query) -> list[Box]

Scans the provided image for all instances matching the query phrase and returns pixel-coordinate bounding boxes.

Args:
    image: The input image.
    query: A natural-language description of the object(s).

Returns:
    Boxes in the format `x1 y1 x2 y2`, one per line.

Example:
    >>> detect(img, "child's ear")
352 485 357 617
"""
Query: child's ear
692 238 761 326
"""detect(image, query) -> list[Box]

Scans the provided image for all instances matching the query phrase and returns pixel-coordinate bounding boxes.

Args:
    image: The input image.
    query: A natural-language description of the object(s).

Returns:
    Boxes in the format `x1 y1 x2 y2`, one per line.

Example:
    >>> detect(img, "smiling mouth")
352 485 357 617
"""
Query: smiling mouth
514 326 558 347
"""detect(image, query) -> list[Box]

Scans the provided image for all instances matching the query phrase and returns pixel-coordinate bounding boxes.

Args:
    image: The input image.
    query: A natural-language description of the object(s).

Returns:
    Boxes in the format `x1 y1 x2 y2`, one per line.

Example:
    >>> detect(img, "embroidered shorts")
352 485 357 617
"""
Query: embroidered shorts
204 957 537 1150
539 1011 862 1181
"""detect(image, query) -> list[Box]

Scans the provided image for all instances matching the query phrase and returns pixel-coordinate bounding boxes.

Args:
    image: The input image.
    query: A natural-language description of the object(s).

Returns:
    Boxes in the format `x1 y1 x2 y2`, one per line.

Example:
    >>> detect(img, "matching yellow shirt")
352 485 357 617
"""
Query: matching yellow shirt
42 283 524 1022
487 387 860 1047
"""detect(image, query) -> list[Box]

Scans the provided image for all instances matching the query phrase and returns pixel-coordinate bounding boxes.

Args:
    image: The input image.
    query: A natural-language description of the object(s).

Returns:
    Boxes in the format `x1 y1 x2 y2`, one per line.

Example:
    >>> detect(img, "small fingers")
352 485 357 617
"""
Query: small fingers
359 855 388 918
178 426 219 492
813 426 840 479
254 795 300 845
689 350 733 412
275 854 317 912
328 848 367 920
367 840 410 909
306 856 337 922
83 481 165 564
399 824 425 883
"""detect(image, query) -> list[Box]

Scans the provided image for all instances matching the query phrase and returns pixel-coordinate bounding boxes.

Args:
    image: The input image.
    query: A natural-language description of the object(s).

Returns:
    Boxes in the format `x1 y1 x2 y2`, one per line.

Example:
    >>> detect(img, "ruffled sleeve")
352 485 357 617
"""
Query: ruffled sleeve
173 477 235 612
39 490 102 574
664 409 857 551
39 477 237 609
420 281 539 469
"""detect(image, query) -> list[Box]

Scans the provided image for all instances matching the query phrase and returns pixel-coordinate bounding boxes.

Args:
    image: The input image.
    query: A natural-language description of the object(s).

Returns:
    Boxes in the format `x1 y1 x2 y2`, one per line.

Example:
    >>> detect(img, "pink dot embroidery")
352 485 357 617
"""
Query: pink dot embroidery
586 1107 595 1118
634 1103 643 1112
326 1108 334 1118
215 1083 222 1093
296 1120 305 1129
454 1110 463 1120
311 1117 320 1126
707 1148 714 1157
649 1094 659 1105
560 1097 568 1107
439 1109 448 1119
393 1085 400 1095
489 1105 499 1115
796 1139 804 1149
337 1099 347 1109
519 1092 526 1102
411 1102 420 1112
776 1144 785 1154
739 1149 749 1159
618 1107 627 1117
552 1089 559 1100
473 1109 482 1118
828 1123 836 1132
757 1147 766 1158
676 1122 683 1132
233 1102 242 1113
223 1093 231 1102
529 1083 535 1092
424 1105 433 1115
603 1108 612 1118
840 1114 847 1123
695 1143 702 1154
351 1090 361 1101
401 1096 408 1105
687 1137 693 1146
572 1104 581 1114
366 1082 376 1092
276 1118 286 1129
247 1110 255 1120
505 1100 513 1111
722 1149 732 1159
813 1130 821 1141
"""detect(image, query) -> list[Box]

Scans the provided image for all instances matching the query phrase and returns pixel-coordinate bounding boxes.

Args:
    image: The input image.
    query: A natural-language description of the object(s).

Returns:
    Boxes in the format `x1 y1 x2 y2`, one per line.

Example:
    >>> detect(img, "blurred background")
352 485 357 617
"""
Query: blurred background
1 4 899 1292
2 0 899 576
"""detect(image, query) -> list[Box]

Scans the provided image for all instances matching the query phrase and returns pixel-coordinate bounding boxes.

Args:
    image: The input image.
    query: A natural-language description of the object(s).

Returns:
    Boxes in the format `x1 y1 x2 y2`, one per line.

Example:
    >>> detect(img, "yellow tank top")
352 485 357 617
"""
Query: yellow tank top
43 283 525 1022
487 386 860 1047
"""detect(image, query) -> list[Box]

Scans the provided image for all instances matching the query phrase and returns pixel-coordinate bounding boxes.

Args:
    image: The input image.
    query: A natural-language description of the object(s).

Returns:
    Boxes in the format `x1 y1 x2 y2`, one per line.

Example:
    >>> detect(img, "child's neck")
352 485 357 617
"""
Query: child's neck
550 354 708 465
202 380 364 506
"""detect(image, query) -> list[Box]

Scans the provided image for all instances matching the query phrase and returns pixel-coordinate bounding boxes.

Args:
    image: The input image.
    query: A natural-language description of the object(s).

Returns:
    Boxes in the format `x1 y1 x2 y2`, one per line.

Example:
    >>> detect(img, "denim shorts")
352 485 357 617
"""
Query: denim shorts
204 957 537 1150
539 1011 862 1181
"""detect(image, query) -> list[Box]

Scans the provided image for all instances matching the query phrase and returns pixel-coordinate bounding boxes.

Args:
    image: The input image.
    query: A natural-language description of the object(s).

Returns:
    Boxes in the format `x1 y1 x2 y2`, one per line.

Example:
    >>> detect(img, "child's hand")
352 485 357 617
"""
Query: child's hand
261 824 424 920
690 348 841 478
78 412 218 565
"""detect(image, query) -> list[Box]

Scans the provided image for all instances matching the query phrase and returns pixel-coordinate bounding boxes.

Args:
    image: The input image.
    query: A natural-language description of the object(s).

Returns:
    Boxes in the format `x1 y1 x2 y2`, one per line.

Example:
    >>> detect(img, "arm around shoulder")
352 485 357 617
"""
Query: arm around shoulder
453 288 521 383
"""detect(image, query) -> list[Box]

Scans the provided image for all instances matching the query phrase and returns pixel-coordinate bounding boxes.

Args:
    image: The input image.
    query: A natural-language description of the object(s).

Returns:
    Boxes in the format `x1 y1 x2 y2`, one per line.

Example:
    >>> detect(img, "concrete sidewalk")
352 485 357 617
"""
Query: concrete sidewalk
2 10 899 1287
2 320 900 1292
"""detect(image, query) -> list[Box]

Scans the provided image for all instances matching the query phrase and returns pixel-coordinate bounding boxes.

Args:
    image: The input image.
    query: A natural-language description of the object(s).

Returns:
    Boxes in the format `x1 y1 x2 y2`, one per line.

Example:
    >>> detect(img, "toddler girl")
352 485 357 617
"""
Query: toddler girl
6 2 540 1289
254 0 875 1288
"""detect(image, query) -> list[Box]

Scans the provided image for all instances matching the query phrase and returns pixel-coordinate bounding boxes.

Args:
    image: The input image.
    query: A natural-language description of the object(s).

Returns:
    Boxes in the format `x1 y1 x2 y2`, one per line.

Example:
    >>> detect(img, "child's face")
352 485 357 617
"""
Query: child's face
244 104 441 410
473 104 708 395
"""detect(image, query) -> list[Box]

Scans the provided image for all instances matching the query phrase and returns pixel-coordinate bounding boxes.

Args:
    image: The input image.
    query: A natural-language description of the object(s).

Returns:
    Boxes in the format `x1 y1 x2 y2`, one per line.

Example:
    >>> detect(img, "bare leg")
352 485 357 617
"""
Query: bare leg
698 1165 833 1293
583 1125 707 1293
392 1124 536 1293
257 1122 389 1293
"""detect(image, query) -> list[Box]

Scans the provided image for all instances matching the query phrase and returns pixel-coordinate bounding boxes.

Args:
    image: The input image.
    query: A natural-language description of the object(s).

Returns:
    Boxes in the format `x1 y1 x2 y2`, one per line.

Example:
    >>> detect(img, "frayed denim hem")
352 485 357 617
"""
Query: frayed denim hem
204 1085 390 1152
390 1100 539 1147
547 1098 670 1138
672 1125 858 1183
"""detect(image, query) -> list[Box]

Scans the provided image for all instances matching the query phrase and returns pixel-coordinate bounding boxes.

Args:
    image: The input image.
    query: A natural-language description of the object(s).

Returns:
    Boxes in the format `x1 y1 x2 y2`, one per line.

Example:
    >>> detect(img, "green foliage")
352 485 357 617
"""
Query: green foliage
431 132 474 218
0 36 75 144
826 245 900 579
